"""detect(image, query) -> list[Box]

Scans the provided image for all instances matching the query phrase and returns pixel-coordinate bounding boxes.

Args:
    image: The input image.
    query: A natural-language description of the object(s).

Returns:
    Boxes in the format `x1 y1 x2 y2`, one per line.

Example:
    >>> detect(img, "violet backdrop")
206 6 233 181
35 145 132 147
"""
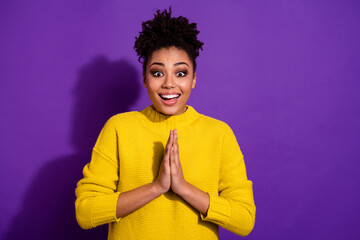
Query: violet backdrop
1 0 359 239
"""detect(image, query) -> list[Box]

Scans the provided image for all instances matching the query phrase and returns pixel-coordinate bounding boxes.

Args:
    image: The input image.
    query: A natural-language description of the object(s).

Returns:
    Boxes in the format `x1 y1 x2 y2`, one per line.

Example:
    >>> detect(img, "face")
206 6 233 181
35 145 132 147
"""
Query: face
143 46 196 115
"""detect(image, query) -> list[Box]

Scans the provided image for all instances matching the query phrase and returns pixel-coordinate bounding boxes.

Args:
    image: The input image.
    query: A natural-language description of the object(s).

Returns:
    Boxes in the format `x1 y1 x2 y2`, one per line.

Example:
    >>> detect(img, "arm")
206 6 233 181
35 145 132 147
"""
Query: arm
75 117 119 229
168 128 255 236
75 142 121 229
116 131 173 218
175 181 210 216
199 125 256 236
115 182 162 218
169 129 210 216
75 152 164 229
75 119 172 229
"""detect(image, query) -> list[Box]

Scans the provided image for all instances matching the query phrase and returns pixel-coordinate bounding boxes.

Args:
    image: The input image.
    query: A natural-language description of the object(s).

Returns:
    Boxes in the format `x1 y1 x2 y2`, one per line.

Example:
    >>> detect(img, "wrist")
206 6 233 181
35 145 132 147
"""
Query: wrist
174 180 189 197
152 181 167 196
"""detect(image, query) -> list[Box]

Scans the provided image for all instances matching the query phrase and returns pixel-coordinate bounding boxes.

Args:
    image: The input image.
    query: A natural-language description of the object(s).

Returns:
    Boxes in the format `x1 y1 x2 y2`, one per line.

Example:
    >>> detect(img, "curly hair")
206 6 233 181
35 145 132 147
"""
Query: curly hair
134 7 204 73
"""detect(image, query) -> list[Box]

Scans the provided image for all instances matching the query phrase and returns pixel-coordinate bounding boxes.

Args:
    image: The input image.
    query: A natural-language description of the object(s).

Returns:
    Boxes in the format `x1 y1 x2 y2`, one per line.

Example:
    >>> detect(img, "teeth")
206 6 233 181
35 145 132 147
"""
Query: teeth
160 94 180 99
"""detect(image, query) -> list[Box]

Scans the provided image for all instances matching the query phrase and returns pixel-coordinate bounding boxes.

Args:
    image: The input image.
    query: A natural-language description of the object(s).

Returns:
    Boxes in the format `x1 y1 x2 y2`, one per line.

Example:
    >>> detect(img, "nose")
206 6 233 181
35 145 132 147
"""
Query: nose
162 74 175 88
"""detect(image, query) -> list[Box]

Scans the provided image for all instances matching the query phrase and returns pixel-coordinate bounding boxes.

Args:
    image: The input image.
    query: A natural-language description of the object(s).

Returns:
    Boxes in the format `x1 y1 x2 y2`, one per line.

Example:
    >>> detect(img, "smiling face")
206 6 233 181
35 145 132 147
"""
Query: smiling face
143 46 196 115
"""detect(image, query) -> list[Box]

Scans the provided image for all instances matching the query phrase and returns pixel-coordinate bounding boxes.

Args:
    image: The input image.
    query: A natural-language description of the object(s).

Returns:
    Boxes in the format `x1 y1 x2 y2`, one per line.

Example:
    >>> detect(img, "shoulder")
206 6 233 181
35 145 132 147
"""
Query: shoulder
198 113 234 136
199 113 242 156
109 111 140 122
102 111 142 129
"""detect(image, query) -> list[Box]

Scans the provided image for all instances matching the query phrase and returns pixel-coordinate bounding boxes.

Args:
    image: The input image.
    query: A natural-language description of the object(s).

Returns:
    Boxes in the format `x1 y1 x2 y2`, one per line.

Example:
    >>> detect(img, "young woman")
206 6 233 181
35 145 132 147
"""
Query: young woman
75 8 255 239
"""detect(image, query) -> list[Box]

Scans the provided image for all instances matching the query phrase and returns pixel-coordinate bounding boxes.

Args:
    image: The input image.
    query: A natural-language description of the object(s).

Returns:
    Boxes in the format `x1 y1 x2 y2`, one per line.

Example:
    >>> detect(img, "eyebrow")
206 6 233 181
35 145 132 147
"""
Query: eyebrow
150 62 189 67
174 62 189 67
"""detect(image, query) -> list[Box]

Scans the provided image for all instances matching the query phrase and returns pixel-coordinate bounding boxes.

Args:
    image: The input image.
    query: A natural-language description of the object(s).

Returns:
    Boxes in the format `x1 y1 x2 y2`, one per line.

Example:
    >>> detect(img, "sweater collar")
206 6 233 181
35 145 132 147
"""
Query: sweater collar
139 105 202 131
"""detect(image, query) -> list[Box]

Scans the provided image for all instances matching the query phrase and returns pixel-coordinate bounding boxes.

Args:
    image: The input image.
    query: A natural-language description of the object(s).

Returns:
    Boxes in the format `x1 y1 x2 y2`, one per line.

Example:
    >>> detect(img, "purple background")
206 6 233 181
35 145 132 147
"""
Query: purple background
1 1 359 239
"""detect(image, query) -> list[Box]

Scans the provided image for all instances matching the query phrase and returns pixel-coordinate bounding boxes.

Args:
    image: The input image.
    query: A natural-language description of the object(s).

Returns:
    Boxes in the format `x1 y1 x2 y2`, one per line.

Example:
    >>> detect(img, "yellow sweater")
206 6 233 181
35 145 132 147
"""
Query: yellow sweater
75 105 255 239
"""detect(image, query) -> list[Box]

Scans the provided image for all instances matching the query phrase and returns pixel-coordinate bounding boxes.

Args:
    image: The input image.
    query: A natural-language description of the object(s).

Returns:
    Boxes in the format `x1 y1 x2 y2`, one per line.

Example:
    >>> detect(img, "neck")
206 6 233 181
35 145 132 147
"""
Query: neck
151 105 188 116
139 105 202 132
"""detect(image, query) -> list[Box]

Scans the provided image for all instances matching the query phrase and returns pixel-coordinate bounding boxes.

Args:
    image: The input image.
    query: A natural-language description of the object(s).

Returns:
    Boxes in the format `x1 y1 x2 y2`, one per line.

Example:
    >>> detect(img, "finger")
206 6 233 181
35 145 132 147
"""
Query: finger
164 141 171 173
173 130 179 166
163 146 169 164
169 130 174 167
164 144 170 159
170 146 176 172
166 130 172 149
166 130 171 145
165 130 172 154
169 130 174 147
174 129 179 149
164 151 170 174
173 129 176 147
175 152 180 168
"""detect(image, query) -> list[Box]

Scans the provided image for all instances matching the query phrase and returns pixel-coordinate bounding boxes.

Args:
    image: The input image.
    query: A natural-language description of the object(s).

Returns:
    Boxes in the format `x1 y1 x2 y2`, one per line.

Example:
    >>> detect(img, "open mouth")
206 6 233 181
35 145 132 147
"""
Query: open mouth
159 94 181 100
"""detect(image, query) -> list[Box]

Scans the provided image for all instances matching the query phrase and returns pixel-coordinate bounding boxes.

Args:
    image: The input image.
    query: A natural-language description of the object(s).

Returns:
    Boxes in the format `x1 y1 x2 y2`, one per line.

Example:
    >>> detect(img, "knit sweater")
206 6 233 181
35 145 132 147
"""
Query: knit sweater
75 105 256 239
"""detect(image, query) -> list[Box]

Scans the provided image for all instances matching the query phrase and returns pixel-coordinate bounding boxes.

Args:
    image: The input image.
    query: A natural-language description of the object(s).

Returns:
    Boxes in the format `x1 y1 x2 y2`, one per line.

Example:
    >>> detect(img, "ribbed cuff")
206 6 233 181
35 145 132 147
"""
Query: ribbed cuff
200 193 231 225
91 192 121 227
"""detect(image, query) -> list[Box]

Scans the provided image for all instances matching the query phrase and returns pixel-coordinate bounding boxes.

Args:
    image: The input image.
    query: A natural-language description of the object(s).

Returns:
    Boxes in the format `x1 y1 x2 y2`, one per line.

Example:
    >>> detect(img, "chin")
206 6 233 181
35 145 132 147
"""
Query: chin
156 104 184 116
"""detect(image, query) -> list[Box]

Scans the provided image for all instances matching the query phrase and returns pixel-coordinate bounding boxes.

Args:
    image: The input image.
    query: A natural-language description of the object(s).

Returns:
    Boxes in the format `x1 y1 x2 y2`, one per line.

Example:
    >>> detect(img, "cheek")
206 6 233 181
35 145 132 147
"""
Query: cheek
146 81 159 95
147 86 156 95
179 80 194 93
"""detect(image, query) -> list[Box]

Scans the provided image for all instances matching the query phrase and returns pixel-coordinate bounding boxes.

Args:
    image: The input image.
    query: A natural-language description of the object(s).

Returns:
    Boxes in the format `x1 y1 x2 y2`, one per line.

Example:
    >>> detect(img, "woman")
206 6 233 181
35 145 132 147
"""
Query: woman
75 8 255 239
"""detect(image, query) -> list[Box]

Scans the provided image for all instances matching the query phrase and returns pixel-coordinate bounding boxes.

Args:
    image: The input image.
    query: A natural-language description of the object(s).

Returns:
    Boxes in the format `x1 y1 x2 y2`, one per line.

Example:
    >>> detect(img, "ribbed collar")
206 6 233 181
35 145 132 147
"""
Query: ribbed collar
139 105 202 132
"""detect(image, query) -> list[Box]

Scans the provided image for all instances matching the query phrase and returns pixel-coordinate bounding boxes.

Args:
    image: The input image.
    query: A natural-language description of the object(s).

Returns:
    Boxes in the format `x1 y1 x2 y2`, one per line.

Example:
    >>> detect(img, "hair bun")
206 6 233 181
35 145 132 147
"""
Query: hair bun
134 7 204 72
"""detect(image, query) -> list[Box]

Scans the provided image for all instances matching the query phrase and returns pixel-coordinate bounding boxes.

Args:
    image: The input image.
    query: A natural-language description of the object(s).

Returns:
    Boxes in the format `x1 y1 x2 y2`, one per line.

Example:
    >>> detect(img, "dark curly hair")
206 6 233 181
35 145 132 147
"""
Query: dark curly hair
134 7 204 74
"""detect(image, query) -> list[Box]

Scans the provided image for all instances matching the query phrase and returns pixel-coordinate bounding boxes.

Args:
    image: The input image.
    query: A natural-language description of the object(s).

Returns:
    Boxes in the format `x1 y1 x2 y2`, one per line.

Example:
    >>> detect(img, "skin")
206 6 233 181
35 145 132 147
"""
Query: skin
116 47 209 218
143 46 196 116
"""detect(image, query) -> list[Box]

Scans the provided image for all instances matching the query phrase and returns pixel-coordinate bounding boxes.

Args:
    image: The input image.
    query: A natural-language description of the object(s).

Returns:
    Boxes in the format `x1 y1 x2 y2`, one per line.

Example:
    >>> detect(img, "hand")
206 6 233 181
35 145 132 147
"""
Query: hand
154 130 172 194
170 129 187 194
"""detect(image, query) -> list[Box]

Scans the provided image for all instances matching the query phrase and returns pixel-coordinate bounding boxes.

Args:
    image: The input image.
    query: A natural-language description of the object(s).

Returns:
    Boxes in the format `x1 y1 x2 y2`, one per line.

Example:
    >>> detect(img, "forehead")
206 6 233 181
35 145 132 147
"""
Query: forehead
148 47 192 65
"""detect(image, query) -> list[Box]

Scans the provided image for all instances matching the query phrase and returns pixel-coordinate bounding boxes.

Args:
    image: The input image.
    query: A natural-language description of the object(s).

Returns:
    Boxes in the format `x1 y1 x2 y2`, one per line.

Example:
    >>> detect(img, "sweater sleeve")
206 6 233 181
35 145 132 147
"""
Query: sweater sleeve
200 124 256 236
75 117 121 229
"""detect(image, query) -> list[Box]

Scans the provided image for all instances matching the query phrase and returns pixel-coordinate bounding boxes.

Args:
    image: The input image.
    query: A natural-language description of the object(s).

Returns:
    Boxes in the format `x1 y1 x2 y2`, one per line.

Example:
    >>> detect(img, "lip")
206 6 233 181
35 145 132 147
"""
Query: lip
158 92 181 96
158 93 181 106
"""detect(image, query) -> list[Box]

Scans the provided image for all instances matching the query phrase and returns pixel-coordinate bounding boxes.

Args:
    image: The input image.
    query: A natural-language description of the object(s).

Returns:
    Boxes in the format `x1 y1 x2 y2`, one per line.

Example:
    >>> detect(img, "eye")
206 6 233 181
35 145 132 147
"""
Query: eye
152 71 163 77
176 71 187 77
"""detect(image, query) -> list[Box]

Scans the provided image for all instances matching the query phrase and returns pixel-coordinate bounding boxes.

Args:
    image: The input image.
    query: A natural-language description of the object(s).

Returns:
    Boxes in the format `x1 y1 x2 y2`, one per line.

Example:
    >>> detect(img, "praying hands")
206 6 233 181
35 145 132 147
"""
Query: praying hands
155 129 210 216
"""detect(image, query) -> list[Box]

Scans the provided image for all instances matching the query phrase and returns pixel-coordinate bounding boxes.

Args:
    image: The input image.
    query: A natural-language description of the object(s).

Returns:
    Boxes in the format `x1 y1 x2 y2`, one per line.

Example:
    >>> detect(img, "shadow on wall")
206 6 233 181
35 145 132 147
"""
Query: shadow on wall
4 56 140 239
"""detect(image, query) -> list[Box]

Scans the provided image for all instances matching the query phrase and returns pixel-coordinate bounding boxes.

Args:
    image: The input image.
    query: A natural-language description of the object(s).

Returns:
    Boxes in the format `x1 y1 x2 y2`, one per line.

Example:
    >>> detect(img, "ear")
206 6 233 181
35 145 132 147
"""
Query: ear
142 73 147 88
191 72 197 89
